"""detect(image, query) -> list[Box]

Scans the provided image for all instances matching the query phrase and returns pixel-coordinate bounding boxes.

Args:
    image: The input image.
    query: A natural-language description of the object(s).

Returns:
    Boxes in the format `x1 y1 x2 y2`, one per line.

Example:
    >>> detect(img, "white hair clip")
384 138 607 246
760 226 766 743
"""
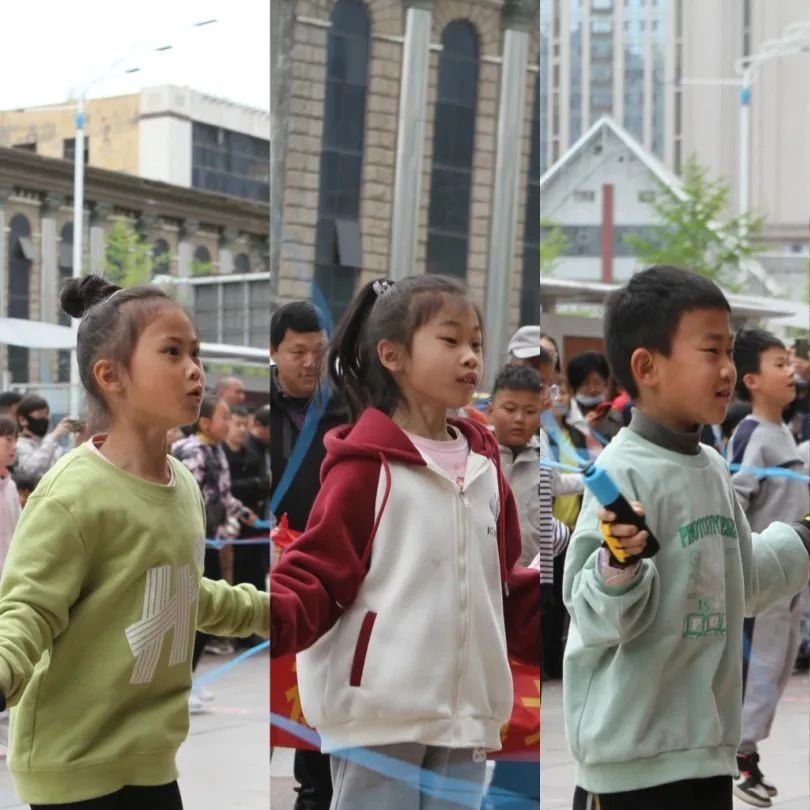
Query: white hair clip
372 279 395 299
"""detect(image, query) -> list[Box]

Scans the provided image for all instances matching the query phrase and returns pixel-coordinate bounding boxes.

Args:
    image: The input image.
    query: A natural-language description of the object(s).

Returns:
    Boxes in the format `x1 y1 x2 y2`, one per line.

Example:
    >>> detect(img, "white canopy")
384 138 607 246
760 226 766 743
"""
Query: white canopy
0 318 74 349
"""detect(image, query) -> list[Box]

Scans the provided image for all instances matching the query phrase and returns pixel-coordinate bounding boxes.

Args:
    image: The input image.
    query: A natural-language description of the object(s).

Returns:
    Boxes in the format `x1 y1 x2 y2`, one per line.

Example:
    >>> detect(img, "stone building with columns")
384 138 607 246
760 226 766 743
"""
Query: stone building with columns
0 145 269 387
272 0 539 369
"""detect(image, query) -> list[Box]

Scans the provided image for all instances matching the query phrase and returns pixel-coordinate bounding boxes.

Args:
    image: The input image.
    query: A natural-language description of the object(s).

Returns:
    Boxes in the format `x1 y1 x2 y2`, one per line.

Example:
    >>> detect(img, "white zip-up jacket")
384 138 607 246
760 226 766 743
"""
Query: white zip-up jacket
270 409 541 753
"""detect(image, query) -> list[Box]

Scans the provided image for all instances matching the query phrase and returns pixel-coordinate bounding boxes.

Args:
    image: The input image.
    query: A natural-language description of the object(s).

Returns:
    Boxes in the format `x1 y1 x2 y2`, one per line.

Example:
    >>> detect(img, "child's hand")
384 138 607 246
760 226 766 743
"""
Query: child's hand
597 501 648 561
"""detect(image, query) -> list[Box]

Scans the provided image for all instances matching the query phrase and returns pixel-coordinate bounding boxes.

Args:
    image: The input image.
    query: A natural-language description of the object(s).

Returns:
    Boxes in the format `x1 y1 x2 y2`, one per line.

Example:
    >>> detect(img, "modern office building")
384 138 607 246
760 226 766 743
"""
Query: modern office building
539 0 809 286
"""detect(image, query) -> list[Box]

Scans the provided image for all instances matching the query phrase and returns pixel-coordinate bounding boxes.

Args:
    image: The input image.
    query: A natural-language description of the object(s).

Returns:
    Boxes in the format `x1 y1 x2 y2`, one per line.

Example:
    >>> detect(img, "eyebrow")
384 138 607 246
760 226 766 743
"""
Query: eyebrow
438 319 482 331
163 335 200 347
702 333 734 342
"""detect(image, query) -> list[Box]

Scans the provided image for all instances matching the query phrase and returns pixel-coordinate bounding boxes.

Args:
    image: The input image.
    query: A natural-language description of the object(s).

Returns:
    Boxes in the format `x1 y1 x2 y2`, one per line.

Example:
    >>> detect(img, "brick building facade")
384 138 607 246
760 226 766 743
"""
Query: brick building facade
272 0 539 369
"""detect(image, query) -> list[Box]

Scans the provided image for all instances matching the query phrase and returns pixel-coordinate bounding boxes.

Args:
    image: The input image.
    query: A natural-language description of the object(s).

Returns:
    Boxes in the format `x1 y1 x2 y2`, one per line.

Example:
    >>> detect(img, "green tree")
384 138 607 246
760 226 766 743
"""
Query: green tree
104 219 156 287
625 155 762 291
539 219 569 276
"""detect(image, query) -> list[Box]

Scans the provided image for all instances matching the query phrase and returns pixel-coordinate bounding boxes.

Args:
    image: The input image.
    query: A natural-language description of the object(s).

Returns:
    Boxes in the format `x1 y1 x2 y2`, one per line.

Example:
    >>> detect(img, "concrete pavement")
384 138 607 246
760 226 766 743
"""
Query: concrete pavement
0 649 268 809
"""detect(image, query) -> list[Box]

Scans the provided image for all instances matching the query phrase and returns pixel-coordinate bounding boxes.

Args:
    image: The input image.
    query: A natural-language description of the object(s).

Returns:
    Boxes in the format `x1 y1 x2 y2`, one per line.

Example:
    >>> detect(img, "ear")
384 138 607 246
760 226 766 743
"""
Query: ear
629 347 659 393
92 358 125 397
377 339 405 375
742 371 759 393
487 401 494 416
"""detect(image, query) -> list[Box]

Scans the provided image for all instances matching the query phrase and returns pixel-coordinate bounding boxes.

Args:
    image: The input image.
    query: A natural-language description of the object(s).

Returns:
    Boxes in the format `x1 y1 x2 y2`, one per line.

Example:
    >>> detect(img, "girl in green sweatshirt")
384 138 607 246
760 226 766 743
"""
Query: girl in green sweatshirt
0 276 268 808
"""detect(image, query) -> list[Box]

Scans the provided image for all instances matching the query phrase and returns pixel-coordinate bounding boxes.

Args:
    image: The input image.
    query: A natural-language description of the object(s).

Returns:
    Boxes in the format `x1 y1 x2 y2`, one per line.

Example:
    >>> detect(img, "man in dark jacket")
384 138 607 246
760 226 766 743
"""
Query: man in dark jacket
270 301 347 810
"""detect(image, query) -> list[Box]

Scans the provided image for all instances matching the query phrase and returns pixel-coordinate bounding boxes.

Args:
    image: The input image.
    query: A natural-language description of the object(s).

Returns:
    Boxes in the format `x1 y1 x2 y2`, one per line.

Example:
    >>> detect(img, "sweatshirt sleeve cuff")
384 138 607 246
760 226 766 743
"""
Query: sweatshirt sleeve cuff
597 546 641 587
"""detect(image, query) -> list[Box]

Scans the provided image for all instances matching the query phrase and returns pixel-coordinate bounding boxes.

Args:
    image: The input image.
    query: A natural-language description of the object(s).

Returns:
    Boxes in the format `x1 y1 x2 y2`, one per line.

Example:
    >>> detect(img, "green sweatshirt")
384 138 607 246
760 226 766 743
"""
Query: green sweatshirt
563 425 809 794
0 443 269 804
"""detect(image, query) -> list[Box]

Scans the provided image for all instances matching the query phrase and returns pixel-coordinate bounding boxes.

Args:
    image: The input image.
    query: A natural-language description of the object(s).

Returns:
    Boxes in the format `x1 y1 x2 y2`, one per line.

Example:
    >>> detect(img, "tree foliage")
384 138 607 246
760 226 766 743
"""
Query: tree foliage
104 219 156 288
625 155 763 291
539 219 569 276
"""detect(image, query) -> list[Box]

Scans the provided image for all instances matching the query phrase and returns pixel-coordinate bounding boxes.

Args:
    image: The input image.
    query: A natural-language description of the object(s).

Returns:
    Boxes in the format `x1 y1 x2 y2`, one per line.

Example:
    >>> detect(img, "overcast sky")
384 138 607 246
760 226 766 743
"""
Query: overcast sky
0 0 269 111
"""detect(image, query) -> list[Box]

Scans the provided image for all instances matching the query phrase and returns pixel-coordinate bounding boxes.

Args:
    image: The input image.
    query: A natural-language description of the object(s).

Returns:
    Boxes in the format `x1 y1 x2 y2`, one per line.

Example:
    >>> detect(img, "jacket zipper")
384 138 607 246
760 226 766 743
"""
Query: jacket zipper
452 486 471 738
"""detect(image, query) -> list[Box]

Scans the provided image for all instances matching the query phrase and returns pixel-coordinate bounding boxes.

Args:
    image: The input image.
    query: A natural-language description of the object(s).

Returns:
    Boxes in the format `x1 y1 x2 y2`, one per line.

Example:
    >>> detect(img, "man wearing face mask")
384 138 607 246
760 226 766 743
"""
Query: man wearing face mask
14 395 80 479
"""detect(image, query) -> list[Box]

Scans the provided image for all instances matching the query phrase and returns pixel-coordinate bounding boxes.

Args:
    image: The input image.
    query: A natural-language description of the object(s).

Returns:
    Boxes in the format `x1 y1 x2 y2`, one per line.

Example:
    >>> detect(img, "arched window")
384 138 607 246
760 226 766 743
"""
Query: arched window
193 245 212 276
8 214 33 382
522 73 540 325
234 252 250 274
152 238 170 277
57 223 74 382
426 20 479 279
314 0 370 322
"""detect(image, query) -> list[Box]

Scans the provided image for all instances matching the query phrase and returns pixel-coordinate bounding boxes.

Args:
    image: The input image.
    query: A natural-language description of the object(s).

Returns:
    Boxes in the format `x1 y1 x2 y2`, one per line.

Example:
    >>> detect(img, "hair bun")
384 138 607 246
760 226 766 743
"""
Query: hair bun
60 275 121 319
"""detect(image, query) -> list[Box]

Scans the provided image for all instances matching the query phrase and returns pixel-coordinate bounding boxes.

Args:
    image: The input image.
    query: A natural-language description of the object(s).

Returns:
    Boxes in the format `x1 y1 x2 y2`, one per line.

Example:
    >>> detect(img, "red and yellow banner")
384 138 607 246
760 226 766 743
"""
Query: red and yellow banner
270 656 540 759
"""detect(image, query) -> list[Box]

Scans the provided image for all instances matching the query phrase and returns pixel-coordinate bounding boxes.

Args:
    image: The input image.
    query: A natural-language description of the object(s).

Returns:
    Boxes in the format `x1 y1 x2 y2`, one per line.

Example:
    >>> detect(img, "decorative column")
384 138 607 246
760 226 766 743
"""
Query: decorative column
389 0 434 281
484 1 532 384
176 219 199 307
219 227 238 275
0 184 12 319
89 203 111 277
39 195 63 384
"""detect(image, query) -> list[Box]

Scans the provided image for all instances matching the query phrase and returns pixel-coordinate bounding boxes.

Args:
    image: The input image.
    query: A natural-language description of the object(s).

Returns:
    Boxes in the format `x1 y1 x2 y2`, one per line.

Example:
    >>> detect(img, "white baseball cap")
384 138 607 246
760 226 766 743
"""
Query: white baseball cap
507 325 543 359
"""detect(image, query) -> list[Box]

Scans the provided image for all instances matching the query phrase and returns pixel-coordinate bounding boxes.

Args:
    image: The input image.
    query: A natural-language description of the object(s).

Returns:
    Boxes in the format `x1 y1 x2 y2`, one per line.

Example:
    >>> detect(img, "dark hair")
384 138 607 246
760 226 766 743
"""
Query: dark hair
604 265 731 399
0 415 17 438
17 394 49 423
270 301 323 350
11 474 39 493
252 404 270 427
193 397 221 433
492 365 544 397
538 332 561 372
0 392 22 409
721 398 752 440
328 275 479 422
60 274 179 429
230 406 249 418
733 327 786 402
567 351 610 393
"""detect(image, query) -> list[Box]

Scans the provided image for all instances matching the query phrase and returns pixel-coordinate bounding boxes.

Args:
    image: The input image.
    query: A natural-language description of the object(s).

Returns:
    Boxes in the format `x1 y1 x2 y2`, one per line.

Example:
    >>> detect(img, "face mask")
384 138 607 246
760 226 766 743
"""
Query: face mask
26 417 50 438
576 393 605 408
551 402 569 416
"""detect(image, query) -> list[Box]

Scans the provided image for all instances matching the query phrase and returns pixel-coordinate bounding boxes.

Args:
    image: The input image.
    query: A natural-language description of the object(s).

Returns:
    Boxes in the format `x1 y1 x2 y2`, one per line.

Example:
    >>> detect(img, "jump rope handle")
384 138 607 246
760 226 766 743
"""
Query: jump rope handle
582 465 660 568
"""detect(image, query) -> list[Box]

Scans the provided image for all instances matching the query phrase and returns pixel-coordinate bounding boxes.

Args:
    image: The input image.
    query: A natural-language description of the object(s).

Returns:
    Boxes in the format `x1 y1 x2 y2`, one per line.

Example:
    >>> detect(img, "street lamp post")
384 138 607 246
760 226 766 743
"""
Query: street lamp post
67 19 217 417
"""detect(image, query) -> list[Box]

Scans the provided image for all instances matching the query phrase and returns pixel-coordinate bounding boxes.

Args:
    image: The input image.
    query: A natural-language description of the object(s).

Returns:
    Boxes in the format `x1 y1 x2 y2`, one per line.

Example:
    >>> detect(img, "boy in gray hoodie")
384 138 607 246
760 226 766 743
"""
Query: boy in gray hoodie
728 328 810 807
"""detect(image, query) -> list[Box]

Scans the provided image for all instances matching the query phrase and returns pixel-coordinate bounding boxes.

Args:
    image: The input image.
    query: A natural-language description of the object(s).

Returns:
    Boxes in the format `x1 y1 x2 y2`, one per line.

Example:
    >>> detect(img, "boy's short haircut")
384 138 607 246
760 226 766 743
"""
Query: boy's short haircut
12 475 39 493
732 327 786 402
0 392 22 409
230 406 249 418
722 398 752 439
270 301 323 350
492 365 544 397
566 351 610 393
604 265 731 399
0 415 17 438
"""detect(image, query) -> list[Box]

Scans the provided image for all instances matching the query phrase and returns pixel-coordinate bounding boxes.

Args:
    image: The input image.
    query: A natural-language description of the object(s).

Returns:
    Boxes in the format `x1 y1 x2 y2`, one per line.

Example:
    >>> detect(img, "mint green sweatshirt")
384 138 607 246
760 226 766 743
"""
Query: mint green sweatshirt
563 426 810 794
0 444 269 804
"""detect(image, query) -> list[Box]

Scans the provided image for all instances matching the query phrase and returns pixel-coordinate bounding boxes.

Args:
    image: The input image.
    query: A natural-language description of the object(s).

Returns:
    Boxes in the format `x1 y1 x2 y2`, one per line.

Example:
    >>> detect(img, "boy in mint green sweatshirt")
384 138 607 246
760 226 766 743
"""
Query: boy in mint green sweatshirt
563 266 810 810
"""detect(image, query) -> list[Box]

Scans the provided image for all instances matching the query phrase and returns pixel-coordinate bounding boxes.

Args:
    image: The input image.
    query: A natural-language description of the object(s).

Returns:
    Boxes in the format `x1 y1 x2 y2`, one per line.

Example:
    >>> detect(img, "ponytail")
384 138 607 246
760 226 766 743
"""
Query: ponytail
327 274 473 423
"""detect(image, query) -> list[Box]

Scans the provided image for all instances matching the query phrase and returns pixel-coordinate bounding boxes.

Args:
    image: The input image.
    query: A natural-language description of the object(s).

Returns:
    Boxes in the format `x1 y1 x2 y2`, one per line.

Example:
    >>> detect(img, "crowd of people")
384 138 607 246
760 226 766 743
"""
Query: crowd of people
269 266 810 810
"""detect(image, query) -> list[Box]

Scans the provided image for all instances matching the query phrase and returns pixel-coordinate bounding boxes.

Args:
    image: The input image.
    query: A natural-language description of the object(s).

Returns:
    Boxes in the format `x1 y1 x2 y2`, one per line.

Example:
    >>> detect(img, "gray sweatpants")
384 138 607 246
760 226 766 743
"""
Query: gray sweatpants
740 589 807 754
330 742 487 810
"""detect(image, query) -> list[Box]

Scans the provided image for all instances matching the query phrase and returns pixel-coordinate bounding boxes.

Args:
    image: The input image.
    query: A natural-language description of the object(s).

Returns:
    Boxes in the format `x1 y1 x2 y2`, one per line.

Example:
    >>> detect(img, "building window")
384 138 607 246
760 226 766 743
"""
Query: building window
426 20 479 280
191 123 269 202
193 245 213 276
8 214 33 382
152 239 170 277
192 276 271 348
573 190 596 203
13 143 36 153
63 138 89 164
234 252 250 273
314 0 370 322
638 190 656 203
522 73 540 325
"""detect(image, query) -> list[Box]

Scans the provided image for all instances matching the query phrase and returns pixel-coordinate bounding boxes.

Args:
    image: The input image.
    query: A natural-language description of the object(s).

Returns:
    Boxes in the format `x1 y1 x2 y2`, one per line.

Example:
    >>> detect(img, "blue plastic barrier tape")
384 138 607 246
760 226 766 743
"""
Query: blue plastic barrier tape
193 640 269 688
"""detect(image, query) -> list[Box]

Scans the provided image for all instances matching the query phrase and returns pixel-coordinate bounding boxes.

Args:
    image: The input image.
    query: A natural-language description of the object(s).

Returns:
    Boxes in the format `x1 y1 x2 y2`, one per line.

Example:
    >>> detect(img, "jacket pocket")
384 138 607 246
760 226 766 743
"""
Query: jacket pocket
349 611 377 687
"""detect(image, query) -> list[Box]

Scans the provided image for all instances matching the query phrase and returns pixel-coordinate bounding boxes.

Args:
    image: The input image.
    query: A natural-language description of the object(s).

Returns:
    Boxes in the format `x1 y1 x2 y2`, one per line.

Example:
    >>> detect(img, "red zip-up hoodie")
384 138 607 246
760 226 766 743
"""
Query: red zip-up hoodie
271 408 540 752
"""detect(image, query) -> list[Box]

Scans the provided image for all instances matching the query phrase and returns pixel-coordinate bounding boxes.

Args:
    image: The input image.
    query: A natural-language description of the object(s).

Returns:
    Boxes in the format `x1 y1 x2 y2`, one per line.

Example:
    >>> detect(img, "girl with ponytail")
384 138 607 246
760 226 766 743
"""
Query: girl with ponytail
0 276 268 808
271 275 542 808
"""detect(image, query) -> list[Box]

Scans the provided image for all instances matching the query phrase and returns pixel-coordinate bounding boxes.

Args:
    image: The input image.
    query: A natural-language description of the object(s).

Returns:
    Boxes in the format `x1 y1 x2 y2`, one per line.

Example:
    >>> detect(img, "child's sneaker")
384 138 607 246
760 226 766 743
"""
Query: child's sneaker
734 752 774 807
